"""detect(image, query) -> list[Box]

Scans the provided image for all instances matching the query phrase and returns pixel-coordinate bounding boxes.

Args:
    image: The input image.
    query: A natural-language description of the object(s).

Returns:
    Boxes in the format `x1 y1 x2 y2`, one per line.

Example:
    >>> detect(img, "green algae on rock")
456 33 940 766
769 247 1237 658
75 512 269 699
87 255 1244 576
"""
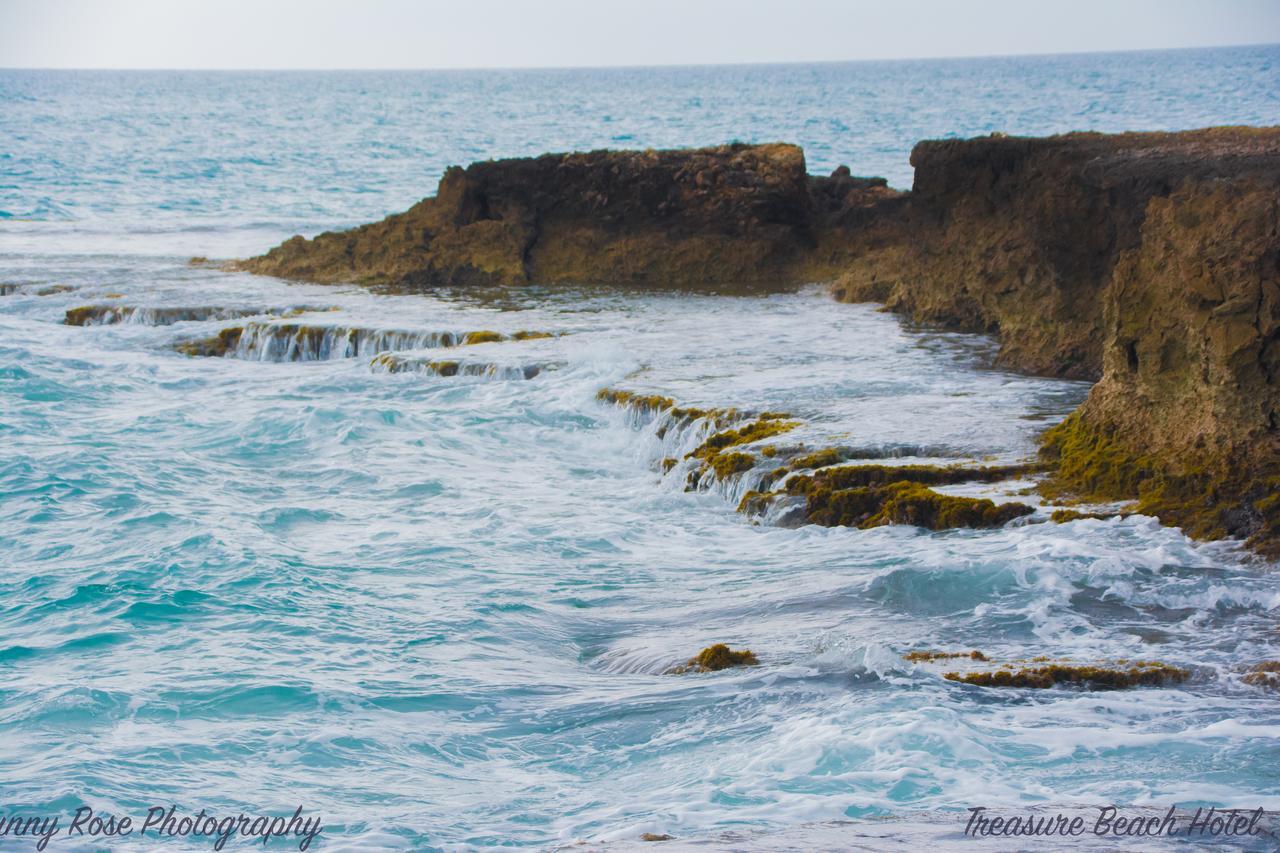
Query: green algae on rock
737 489 774 516
785 462 1037 494
175 326 245 357
599 384 1036 532
461 330 504 345
1050 508 1133 523
595 387 676 414
1038 412 1280 556
370 352 544 380
785 448 847 471
945 662 1190 690
64 305 102 326
801 480 1034 529
1243 661 1280 691
595 386 738 427
65 304 333 327
770 462 1036 530
904 650 989 662
670 644 760 674
684 415 798 487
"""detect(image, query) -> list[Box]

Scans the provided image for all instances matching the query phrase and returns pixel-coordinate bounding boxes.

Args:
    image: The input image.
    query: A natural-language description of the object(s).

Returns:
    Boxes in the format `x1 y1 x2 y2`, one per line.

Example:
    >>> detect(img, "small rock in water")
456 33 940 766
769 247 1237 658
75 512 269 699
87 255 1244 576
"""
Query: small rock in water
669 643 759 674
1243 661 1280 691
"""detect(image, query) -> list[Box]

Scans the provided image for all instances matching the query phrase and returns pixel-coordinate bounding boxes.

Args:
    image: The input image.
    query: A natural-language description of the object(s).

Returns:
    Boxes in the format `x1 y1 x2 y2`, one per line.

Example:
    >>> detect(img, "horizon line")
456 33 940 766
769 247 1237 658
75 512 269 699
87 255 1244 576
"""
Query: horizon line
2 39 1276 74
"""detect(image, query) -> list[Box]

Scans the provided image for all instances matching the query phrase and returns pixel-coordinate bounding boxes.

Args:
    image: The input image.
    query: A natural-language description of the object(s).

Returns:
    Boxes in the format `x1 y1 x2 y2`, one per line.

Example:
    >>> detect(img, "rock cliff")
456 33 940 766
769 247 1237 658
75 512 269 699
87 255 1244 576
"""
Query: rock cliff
239 143 901 287
836 127 1280 555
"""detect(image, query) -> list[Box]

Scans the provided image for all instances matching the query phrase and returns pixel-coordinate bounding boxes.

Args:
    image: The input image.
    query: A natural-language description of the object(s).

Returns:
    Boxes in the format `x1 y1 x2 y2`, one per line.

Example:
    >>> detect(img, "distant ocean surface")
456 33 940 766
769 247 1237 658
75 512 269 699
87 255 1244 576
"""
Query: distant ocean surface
1 46 1279 850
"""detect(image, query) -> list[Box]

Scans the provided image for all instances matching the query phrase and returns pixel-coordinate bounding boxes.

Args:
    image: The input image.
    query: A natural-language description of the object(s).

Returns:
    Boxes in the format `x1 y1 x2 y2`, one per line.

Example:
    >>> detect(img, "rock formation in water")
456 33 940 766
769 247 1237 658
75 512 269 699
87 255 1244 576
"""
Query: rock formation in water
238 129 1279 555
239 143 901 287
834 127 1280 556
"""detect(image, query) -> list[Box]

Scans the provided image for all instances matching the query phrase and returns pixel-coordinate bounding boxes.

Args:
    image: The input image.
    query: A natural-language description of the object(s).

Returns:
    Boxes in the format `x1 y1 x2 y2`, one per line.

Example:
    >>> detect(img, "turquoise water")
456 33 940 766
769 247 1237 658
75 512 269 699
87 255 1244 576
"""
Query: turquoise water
2 46 1280 850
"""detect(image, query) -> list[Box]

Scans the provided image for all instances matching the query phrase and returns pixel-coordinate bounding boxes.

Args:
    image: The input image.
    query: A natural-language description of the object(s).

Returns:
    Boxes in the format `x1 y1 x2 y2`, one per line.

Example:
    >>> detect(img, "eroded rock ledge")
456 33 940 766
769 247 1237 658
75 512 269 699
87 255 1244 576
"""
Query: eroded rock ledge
238 143 901 287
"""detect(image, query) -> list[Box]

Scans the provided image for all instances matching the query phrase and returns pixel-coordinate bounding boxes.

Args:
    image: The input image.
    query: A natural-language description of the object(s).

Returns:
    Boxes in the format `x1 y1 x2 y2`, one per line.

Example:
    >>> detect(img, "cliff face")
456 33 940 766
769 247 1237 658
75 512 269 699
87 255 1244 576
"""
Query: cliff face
1040 174 1279 554
240 144 901 288
835 128 1280 380
836 127 1280 554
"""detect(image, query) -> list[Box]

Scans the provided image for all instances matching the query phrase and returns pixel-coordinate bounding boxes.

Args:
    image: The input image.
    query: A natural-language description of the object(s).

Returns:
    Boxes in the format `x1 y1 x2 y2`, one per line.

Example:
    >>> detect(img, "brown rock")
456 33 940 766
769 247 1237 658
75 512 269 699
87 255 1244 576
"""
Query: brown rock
239 144 901 288
835 127 1280 554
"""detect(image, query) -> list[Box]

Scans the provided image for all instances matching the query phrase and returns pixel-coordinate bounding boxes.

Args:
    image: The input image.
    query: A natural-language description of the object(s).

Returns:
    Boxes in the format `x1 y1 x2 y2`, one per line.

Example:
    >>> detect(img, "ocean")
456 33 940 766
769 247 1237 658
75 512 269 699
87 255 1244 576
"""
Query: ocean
1 45 1279 850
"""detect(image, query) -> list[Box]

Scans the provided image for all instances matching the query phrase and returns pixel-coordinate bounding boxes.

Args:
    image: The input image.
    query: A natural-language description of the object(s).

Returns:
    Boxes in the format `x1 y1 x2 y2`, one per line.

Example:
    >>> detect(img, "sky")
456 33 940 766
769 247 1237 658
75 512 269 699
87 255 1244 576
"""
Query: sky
1 0 1278 70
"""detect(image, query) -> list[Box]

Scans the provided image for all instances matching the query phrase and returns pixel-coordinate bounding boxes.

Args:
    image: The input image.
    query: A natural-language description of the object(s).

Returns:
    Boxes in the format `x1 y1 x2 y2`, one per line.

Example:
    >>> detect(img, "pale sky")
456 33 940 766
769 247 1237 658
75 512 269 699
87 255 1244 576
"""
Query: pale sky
1 0 1278 70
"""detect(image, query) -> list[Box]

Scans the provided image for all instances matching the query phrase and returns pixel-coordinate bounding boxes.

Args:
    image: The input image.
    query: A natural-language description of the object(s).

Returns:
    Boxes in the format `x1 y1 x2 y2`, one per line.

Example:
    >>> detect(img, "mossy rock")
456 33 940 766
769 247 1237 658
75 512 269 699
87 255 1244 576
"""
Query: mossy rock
428 360 460 376
1039 411 1280 551
65 305 105 326
511 330 554 340
803 480 1033 530
1243 661 1280 691
737 489 776 516
787 462 1035 496
679 415 800 488
904 650 988 662
787 448 846 471
710 451 756 480
1050 508 1133 523
945 662 1189 690
596 387 676 414
462 330 505 345
671 643 759 674
688 416 797 459
175 326 244 357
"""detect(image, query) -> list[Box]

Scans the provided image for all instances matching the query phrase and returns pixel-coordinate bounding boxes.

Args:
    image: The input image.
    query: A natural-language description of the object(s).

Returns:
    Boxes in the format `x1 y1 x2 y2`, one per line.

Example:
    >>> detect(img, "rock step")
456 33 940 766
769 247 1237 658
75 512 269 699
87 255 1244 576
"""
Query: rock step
65 304 337 326
175 323 556 361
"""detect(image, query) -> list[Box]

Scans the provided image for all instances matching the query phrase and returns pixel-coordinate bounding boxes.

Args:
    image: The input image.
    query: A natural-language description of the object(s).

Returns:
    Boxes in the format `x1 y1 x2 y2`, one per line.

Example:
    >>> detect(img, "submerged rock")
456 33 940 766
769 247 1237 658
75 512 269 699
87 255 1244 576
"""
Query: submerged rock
64 304 333 326
945 662 1190 690
904 650 988 662
176 322 556 362
176 326 244 357
1049 508 1133 523
1243 661 1280 691
370 352 544 380
238 143 901 288
797 480 1034 530
780 464 1035 529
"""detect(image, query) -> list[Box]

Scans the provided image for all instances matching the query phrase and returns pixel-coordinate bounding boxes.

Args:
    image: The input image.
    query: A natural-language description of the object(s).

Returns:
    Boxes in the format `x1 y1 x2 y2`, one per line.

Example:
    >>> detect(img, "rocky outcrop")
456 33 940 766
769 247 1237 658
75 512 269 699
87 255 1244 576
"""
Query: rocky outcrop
237 129 1279 555
836 127 1280 555
240 144 901 288
835 127 1280 379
